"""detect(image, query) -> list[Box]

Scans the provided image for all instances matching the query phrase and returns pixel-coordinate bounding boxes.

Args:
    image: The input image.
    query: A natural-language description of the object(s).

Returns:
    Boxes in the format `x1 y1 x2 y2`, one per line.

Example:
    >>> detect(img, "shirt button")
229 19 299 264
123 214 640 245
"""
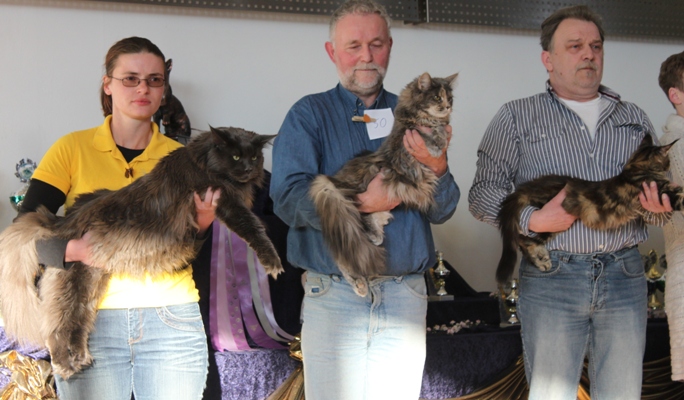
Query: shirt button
599 244 605 250
581 126 586 130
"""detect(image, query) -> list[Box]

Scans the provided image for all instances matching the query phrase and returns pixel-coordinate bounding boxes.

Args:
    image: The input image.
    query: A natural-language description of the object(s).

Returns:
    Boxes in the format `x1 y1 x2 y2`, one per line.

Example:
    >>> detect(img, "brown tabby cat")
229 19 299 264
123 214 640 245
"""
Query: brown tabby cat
310 72 457 296
0 127 282 379
496 135 682 284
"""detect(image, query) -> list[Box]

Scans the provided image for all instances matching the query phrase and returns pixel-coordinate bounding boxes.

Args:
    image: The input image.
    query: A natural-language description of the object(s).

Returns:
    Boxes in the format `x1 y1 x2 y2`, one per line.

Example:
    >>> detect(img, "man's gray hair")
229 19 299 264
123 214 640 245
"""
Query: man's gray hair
329 0 392 42
540 5 604 51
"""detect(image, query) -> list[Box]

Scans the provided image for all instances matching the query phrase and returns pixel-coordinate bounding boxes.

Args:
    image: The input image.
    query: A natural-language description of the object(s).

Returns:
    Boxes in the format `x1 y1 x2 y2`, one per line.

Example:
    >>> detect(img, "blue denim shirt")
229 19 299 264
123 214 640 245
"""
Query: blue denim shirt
270 84 460 276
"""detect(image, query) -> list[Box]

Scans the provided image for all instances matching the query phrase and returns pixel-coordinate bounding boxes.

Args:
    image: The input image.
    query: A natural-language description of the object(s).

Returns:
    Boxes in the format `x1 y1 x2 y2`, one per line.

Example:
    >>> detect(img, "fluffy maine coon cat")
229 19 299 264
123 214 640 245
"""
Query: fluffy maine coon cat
309 72 457 296
496 135 683 284
0 126 282 379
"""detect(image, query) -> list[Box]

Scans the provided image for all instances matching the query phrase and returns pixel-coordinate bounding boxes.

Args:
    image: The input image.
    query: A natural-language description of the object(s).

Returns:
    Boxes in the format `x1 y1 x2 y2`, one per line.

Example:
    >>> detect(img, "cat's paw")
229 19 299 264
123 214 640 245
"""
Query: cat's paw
350 278 368 297
365 211 393 246
340 270 368 297
48 340 92 380
260 250 284 279
367 231 384 246
531 252 552 271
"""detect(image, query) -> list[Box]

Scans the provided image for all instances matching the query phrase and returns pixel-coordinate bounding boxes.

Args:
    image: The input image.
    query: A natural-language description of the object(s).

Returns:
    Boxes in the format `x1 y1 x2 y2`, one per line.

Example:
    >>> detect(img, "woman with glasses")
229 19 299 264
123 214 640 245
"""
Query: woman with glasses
19 36 214 400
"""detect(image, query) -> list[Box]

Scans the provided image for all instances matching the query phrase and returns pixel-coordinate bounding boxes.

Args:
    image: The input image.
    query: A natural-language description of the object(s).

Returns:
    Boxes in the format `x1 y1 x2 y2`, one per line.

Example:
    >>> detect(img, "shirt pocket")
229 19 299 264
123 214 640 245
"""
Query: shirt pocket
520 125 567 173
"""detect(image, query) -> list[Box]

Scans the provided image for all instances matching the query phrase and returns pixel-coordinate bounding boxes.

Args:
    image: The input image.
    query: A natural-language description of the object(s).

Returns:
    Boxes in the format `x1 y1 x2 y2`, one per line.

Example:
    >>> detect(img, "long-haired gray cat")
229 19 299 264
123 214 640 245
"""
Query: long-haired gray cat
310 72 457 296
496 135 683 284
0 126 283 379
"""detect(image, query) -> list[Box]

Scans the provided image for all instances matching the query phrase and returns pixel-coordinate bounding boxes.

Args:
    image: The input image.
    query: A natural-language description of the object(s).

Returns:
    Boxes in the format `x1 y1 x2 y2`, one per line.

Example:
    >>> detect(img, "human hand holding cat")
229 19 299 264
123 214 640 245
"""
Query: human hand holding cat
528 188 578 233
356 172 401 213
194 187 221 235
65 231 97 267
639 181 673 213
403 126 451 177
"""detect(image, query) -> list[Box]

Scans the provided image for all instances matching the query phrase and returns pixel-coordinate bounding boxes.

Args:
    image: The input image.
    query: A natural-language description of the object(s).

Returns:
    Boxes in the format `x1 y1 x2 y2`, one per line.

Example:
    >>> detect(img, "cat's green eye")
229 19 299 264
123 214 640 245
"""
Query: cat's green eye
233 155 240 161
433 95 441 101
251 156 257 161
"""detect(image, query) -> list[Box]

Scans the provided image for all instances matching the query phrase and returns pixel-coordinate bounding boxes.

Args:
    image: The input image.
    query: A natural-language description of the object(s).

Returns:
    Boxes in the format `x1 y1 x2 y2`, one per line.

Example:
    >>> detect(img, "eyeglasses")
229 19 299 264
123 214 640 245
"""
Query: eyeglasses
109 76 165 88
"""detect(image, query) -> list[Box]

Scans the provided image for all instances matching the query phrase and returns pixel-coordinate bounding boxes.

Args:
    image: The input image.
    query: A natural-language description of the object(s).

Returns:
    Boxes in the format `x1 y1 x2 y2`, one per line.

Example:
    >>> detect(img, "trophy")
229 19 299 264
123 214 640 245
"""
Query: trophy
433 251 450 296
498 279 520 327
427 250 453 301
505 279 520 325
9 158 36 211
645 249 663 311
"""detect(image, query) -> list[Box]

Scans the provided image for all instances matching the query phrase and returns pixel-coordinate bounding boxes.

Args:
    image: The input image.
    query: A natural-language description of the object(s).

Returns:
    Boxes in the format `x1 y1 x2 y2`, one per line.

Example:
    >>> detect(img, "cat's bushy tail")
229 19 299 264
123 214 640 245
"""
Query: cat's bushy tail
310 175 386 280
496 195 521 284
0 207 56 347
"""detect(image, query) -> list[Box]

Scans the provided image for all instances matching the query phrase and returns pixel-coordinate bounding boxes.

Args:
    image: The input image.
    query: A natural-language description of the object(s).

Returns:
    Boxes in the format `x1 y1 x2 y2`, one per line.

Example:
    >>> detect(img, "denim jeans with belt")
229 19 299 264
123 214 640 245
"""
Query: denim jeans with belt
301 271 428 400
55 303 208 400
518 246 647 400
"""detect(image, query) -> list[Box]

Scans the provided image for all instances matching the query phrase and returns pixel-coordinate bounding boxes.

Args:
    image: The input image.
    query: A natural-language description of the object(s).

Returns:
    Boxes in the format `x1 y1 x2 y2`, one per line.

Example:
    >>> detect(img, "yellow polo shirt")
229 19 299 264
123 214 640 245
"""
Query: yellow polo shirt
32 116 200 309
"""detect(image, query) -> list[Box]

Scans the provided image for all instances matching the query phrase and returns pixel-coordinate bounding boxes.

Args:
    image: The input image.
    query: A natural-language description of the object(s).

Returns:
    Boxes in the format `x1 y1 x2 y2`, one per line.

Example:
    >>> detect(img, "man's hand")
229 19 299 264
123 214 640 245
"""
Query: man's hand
195 187 221 235
356 173 401 213
65 231 96 266
403 125 451 177
639 181 672 213
528 188 577 233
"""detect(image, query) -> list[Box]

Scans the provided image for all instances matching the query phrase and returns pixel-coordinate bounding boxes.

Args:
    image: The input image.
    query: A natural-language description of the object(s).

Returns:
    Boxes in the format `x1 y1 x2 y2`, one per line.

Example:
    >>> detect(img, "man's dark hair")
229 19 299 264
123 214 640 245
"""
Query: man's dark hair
540 5 605 51
658 51 684 106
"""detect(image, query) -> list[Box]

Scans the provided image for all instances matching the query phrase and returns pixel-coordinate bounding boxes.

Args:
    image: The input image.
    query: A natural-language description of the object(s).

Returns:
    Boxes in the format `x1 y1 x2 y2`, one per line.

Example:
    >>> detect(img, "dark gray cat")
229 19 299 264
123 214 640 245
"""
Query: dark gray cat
0 127 282 379
309 72 457 296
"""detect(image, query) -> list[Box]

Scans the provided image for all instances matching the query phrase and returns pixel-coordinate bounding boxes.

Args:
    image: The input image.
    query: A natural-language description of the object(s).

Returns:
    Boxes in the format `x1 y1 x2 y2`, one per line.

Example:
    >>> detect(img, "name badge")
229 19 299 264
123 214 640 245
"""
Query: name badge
364 108 394 140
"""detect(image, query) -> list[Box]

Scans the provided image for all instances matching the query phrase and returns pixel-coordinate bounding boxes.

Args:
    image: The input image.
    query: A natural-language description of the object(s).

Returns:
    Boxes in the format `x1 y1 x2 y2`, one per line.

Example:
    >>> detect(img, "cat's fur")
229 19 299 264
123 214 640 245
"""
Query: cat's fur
496 135 683 284
152 59 191 141
309 72 457 296
0 126 282 379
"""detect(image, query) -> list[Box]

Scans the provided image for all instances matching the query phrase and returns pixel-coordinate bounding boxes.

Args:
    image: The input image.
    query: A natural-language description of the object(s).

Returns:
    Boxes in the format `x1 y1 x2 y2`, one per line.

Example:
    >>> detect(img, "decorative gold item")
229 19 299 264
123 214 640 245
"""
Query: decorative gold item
434 251 450 296
505 279 519 325
498 279 520 327
0 350 56 399
645 249 663 311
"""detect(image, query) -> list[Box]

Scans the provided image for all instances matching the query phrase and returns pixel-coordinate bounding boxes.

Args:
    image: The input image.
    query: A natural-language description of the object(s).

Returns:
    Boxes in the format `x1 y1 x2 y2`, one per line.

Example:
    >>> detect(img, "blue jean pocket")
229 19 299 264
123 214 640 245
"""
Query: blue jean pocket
520 256 562 278
619 250 646 278
157 303 204 332
304 273 332 297
401 275 428 299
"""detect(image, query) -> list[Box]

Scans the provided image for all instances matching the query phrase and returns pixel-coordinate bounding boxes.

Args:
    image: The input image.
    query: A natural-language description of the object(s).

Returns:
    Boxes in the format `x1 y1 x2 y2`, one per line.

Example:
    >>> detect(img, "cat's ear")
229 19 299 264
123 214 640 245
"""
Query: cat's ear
253 134 277 148
660 138 679 155
418 72 432 92
166 59 173 73
208 125 230 146
639 134 654 148
446 73 459 86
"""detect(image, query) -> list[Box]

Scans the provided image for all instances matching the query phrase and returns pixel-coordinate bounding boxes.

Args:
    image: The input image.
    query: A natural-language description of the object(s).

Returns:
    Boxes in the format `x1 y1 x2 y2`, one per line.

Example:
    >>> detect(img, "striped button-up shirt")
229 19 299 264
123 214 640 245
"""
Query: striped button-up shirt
469 82 668 254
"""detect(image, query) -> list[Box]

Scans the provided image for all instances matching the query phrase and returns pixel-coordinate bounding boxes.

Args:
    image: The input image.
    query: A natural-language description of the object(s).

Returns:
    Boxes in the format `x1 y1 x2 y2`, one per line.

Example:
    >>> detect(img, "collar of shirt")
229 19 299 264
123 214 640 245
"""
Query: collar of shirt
544 80 621 104
334 83 390 116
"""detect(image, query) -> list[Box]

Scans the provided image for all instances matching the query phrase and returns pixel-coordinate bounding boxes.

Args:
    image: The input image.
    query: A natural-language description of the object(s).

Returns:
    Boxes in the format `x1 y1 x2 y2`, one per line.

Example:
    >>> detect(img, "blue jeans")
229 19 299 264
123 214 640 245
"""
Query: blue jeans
55 303 208 400
301 272 428 400
518 246 647 400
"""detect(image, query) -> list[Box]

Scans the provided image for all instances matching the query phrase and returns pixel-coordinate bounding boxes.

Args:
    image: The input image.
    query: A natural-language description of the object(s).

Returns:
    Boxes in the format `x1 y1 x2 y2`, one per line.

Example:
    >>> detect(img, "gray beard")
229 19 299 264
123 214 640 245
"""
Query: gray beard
338 66 387 98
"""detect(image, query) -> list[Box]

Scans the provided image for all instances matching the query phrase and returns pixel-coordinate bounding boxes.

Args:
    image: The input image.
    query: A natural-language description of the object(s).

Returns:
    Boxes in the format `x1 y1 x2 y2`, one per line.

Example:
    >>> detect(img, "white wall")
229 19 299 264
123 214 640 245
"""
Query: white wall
1 0 682 292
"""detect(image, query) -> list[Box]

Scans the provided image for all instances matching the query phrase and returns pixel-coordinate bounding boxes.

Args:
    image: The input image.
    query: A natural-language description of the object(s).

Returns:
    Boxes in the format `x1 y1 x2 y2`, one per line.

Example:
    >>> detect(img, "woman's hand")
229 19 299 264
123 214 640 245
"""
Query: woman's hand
195 187 221 235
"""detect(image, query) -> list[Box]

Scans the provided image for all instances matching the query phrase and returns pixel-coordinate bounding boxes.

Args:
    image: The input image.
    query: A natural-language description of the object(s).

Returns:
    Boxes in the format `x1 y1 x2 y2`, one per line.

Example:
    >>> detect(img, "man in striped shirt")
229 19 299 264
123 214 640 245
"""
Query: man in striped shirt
469 5 672 400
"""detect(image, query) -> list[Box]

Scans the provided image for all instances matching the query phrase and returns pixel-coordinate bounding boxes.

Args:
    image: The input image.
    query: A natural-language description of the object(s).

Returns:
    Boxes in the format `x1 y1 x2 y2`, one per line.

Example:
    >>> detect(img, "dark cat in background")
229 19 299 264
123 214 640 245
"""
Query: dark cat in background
153 58 191 141
0 127 282 379
496 135 683 284
310 72 458 296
